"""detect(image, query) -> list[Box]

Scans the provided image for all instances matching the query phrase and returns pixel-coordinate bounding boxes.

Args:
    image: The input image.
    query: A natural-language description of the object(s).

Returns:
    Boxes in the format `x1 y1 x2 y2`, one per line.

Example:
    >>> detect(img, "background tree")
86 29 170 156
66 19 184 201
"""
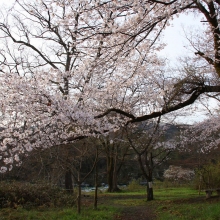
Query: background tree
163 165 195 184
56 139 98 214
194 160 220 190
99 130 130 192
126 117 178 201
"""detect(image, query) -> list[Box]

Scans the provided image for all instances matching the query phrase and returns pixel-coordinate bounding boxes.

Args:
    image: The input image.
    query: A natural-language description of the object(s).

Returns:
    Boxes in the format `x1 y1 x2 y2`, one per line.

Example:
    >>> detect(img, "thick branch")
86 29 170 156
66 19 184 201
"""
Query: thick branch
195 51 215 65
96 85 220 125
195 1 220 77
95 108 136 120
130 85 220 123
147 0 178 5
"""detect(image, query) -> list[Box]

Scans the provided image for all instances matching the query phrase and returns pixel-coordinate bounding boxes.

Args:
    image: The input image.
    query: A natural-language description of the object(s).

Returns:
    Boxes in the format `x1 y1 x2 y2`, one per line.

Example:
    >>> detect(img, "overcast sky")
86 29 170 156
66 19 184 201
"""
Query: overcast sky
160 12 205 61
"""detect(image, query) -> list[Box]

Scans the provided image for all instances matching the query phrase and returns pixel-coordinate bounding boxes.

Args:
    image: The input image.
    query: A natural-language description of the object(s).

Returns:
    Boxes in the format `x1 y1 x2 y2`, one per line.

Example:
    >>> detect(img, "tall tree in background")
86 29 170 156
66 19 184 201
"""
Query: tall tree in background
99 131 129 192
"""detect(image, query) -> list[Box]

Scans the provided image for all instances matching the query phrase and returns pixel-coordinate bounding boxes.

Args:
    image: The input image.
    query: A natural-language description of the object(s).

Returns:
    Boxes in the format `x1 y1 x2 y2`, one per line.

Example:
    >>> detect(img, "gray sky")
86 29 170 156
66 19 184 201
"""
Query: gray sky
160 13 205 61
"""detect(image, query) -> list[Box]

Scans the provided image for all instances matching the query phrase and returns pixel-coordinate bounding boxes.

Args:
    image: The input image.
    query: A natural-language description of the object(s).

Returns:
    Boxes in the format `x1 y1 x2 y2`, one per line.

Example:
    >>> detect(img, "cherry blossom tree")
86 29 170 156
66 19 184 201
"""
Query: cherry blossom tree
0 0 166 172
0 0 220 175
163 165 195 183
181 113 220 153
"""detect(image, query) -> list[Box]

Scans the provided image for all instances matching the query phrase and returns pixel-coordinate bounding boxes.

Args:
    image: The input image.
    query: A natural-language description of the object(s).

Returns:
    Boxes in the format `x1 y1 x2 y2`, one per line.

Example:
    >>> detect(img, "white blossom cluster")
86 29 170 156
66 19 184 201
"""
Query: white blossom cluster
180 114 220 153
163 165 195 182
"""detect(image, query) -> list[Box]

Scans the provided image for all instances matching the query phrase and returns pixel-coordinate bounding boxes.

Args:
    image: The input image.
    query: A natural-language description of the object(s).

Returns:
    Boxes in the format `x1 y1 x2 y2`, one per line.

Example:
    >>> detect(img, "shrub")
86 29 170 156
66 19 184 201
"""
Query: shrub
126 179 145 191
0 181 75 208
194 160 220 189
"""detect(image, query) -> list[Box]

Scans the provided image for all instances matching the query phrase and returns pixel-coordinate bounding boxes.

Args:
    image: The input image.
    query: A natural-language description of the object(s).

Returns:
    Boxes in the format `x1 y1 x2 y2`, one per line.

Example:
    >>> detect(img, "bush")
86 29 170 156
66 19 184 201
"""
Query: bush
126 179 145 191
0 181 76 208
194 160 220 189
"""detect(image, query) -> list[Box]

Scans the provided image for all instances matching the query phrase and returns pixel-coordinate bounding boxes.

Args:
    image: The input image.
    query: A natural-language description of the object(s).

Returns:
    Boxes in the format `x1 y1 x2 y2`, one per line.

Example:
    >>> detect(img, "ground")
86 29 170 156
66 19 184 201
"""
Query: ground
82 193 157 220
1 187 220 219
114 205 156 220
81 191 220 220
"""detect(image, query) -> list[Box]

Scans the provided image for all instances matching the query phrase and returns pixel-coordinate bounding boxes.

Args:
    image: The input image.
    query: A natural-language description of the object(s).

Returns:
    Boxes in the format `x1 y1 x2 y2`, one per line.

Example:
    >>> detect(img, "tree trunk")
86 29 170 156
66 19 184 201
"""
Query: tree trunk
113 154 120 192
112 169 119 191
94 162 98 210
65 169 73 193
77 183 81 214
77 170 82 214
147 180 154 201
107 156 114 192
107 155 120 192
147 153 154 201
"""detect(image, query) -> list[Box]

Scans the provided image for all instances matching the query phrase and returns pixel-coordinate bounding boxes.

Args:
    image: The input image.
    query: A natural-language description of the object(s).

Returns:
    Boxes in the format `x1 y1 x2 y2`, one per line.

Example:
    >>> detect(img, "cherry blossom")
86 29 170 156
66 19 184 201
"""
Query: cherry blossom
0 0 219 172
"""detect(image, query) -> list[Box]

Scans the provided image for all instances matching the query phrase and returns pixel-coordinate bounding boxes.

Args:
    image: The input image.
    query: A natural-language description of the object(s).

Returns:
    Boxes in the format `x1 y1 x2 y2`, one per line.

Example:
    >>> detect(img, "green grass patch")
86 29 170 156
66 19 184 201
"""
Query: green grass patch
0 206 119 220
153 187 220 220
154 187 199 200
156 201 220 220
104 190 146 196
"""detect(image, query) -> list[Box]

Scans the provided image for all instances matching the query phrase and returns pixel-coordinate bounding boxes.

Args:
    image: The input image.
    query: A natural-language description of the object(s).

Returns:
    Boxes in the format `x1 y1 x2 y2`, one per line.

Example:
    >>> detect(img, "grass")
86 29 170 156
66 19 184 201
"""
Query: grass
153 187 220 220
186 203 219 220
0 186 220 220
154 187 199 200
156 201 220 220
0 206 119 220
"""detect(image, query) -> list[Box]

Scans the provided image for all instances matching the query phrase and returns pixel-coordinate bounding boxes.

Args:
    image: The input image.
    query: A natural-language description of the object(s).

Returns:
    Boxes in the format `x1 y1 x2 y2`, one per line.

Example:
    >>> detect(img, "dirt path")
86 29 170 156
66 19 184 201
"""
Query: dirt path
82 193 157 220
114 205 157 220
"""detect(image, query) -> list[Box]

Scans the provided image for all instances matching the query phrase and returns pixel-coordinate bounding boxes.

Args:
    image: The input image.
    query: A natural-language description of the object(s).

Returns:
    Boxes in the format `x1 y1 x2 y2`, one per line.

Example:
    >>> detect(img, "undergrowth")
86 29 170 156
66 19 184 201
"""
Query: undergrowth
0 181 75 209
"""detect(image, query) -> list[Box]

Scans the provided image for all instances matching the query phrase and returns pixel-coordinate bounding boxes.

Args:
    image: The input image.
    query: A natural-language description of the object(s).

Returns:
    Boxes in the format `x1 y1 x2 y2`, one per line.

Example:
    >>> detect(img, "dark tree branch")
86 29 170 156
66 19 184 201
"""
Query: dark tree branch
195 51 215 65
95 85 220 125
0 24 58 69
95 108 136 120
147 0 178 5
